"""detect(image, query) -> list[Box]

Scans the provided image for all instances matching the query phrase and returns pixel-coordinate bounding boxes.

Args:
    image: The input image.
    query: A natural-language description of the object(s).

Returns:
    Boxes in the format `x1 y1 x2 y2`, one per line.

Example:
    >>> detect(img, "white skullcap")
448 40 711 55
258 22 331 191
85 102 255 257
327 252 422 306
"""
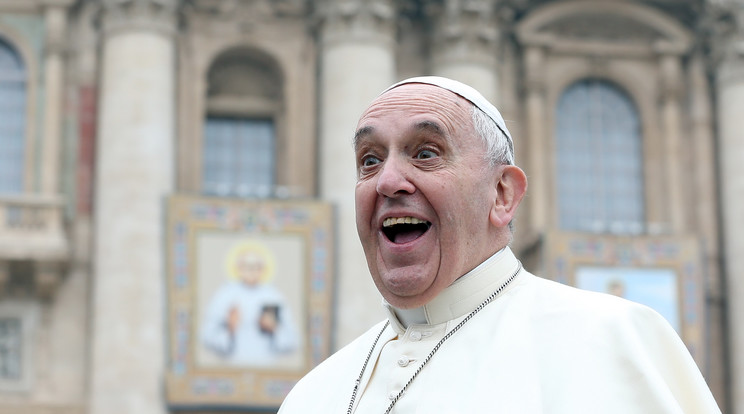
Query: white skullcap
382 76 513 161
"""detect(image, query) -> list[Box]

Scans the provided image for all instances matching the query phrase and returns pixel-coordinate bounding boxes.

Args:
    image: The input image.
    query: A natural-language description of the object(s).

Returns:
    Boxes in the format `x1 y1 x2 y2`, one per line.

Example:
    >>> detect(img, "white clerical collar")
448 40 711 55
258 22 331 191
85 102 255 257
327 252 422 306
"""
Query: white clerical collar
384 247 521 333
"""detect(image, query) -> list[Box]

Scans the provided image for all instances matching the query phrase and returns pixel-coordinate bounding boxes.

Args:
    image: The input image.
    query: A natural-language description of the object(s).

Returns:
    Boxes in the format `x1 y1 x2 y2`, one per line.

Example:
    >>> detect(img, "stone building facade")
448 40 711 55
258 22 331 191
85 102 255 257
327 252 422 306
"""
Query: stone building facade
0 0 742 412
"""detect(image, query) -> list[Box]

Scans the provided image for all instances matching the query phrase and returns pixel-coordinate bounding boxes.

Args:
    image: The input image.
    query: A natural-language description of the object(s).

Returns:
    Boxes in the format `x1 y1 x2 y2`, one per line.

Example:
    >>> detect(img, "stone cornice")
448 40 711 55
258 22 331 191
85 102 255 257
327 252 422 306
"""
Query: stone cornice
317 0 396 46
185 0 307 20
183 0 308 36
428 0 501 67
0 0 73 12
100 0 180 36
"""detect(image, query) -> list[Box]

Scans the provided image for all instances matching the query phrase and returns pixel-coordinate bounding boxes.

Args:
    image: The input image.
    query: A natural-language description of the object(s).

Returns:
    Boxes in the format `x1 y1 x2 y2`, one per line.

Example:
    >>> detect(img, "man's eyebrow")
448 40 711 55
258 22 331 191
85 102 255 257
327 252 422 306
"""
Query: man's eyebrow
354 120 446 148
414 120 445 136
354 125 374 148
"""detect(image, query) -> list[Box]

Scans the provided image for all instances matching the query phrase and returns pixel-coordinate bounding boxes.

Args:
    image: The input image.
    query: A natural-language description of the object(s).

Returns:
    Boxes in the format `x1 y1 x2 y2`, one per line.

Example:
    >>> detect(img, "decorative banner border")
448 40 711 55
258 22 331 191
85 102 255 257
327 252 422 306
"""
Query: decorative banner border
164 195 334 409
544 231 706 373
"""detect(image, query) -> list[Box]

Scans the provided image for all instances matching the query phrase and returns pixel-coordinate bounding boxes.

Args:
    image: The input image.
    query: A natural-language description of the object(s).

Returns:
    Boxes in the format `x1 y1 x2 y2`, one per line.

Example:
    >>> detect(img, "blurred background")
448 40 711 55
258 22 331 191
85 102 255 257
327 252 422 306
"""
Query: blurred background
0 0 742 412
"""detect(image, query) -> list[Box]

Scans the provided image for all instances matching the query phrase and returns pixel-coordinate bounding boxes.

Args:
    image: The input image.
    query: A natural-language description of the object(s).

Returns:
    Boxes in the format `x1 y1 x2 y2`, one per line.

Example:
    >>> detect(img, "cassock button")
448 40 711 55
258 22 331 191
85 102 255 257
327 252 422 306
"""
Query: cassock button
410 331 422 341
397 356 410 367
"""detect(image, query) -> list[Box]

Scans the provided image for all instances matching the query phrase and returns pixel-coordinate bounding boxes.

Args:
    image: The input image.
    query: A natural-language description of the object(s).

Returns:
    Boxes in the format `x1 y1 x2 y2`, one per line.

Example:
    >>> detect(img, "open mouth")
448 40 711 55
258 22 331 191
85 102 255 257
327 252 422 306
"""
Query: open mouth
382 217 432 244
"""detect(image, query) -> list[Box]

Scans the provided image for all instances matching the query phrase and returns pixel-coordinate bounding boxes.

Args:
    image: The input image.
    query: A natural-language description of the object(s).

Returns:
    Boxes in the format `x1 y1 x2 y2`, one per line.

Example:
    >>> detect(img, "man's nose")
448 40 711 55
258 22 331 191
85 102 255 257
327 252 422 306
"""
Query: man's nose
376 156 415 197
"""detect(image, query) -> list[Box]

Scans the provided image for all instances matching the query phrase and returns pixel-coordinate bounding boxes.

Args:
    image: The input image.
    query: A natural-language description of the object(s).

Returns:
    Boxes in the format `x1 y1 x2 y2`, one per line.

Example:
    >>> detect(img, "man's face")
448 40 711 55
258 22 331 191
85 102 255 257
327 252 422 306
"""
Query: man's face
236 252 264 286
354 84 501 309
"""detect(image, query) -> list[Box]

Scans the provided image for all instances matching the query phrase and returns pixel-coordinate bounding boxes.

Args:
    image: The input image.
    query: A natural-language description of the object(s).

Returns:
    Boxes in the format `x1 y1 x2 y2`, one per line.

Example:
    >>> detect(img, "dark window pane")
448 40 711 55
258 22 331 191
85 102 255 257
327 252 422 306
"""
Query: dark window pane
556 79 644 234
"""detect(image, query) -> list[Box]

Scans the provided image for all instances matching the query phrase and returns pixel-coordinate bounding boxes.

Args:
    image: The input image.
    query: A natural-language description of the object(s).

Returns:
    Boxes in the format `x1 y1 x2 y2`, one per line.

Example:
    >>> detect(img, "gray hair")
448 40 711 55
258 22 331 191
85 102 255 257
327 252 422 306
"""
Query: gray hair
471 105 514 167
471 105 517 235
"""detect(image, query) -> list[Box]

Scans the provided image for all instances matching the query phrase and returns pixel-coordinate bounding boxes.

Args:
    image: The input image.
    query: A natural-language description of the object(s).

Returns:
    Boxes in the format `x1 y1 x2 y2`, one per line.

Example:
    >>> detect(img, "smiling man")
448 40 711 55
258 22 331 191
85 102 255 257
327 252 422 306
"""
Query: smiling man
278 77 721 413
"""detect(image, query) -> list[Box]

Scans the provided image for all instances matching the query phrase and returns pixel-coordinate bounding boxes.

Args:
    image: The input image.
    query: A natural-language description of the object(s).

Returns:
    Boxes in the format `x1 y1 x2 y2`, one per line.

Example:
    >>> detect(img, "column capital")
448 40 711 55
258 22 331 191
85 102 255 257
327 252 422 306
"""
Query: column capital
428 0 502 68
100 0 181 36
702 0 744 84
317 0 396 46
44 5 68 57
523 44 547 94
658 53 683 101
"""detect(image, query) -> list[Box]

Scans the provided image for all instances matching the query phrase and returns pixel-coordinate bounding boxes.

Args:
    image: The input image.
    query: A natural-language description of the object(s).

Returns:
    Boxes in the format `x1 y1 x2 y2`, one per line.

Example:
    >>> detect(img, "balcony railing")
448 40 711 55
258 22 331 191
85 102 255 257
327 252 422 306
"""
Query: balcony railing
0 194 69 261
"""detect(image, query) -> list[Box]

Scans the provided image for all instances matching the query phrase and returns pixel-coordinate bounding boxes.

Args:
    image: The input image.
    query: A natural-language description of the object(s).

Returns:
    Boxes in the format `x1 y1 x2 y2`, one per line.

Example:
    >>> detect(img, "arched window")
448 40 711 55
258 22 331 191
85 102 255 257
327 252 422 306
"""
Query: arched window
202 49 281 198
0 38 26 194
555 79 644 234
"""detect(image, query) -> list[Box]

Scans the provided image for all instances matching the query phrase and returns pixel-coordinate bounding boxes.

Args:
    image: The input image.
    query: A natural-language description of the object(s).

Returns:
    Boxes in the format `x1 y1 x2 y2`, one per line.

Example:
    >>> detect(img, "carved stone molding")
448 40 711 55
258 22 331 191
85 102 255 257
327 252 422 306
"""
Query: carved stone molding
317 0 396 46
542 13 662 44
428 0 501 67
704 0 744 84
100 0 180 36
184 0 308 34
188 0 306 17
516 1 691 58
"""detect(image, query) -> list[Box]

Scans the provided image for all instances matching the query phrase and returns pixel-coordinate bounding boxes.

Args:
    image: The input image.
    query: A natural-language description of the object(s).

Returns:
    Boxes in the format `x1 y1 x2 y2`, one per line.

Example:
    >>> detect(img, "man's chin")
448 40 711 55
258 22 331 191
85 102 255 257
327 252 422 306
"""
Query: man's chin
378 274 439 309
383 291 438 309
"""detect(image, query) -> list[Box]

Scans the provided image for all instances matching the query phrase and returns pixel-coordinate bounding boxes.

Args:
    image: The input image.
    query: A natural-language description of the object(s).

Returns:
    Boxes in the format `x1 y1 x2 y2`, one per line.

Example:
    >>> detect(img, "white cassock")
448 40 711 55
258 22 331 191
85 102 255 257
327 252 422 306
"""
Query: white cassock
201 281 298 366
279 247 721 413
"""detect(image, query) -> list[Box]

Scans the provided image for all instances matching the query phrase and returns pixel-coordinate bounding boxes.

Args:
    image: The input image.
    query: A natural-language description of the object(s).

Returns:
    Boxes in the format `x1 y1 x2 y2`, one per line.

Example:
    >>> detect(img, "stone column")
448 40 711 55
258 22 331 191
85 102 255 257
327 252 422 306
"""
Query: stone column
429 0 500 104
523 44 549 232
317 0 396 347
40 5 67 195
689 51 727 405
656 49 686 233
90 1 178 413
713 2 744 413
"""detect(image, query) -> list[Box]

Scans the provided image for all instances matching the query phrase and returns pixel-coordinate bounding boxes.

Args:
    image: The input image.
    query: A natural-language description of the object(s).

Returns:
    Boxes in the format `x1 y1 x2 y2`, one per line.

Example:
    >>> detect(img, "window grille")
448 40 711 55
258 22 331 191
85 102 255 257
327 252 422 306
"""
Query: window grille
555 79 645 234
202 117 275 198
0 318 22 381
0 38 26 194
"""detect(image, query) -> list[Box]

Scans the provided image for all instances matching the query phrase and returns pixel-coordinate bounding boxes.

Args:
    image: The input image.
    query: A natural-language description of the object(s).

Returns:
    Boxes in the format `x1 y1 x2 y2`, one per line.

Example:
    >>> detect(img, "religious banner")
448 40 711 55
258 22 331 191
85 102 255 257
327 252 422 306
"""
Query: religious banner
544 232 707 372
164 195 334 409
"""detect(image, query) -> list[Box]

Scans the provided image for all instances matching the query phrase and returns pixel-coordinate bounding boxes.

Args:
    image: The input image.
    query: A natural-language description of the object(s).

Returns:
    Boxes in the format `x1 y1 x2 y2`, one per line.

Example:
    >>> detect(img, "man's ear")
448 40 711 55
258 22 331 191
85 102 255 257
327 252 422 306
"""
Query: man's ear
489 165 528 228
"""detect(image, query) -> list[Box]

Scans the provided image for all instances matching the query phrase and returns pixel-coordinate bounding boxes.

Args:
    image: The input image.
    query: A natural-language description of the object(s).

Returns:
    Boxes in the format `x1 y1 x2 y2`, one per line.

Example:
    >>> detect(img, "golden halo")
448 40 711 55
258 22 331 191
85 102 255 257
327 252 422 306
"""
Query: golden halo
225 241 276 284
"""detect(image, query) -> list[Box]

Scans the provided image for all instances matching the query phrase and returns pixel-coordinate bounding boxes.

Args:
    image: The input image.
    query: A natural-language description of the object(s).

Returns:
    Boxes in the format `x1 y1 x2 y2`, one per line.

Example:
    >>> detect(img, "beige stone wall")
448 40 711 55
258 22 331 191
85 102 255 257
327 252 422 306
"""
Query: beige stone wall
177 2 317 198
0 0 739 413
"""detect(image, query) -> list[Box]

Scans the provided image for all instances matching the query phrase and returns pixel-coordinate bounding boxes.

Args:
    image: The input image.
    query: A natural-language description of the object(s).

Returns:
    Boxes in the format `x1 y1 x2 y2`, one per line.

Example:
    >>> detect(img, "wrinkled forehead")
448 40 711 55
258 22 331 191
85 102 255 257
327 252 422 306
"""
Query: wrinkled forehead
380 76 512 143
355 83 473 148
362 82 471 119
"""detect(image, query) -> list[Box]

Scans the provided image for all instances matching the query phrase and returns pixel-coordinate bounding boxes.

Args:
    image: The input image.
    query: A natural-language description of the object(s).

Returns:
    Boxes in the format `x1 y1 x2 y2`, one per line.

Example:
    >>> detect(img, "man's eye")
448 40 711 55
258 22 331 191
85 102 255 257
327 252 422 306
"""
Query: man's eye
415 150 437 160
362 156 381 167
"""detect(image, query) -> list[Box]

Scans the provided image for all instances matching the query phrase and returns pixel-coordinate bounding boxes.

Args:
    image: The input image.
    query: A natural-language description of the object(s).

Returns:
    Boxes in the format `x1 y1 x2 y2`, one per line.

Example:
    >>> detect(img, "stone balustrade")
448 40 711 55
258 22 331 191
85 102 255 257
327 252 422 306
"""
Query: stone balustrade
0 194 68 261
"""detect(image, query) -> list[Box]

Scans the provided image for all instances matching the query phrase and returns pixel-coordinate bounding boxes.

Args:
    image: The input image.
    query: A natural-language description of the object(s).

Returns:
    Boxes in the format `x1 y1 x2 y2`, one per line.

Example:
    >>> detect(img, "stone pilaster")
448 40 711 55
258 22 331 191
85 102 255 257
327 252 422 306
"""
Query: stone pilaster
429 0 501 103
317 0 396 347
523 43 549 233
656 48 686 233
688 50 727 406
40 5 67 195
91 1 179 413
710 1 744 413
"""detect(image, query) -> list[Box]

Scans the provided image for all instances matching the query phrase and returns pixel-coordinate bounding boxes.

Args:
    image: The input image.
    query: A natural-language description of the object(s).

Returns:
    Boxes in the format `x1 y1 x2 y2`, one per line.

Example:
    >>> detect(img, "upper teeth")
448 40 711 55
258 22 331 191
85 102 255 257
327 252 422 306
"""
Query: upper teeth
383 217 427 227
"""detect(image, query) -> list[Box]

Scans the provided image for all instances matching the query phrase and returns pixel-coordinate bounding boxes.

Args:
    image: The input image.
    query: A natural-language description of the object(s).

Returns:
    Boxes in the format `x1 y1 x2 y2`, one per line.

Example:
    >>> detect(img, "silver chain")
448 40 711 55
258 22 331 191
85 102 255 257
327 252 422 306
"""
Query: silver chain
347 262 522 414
